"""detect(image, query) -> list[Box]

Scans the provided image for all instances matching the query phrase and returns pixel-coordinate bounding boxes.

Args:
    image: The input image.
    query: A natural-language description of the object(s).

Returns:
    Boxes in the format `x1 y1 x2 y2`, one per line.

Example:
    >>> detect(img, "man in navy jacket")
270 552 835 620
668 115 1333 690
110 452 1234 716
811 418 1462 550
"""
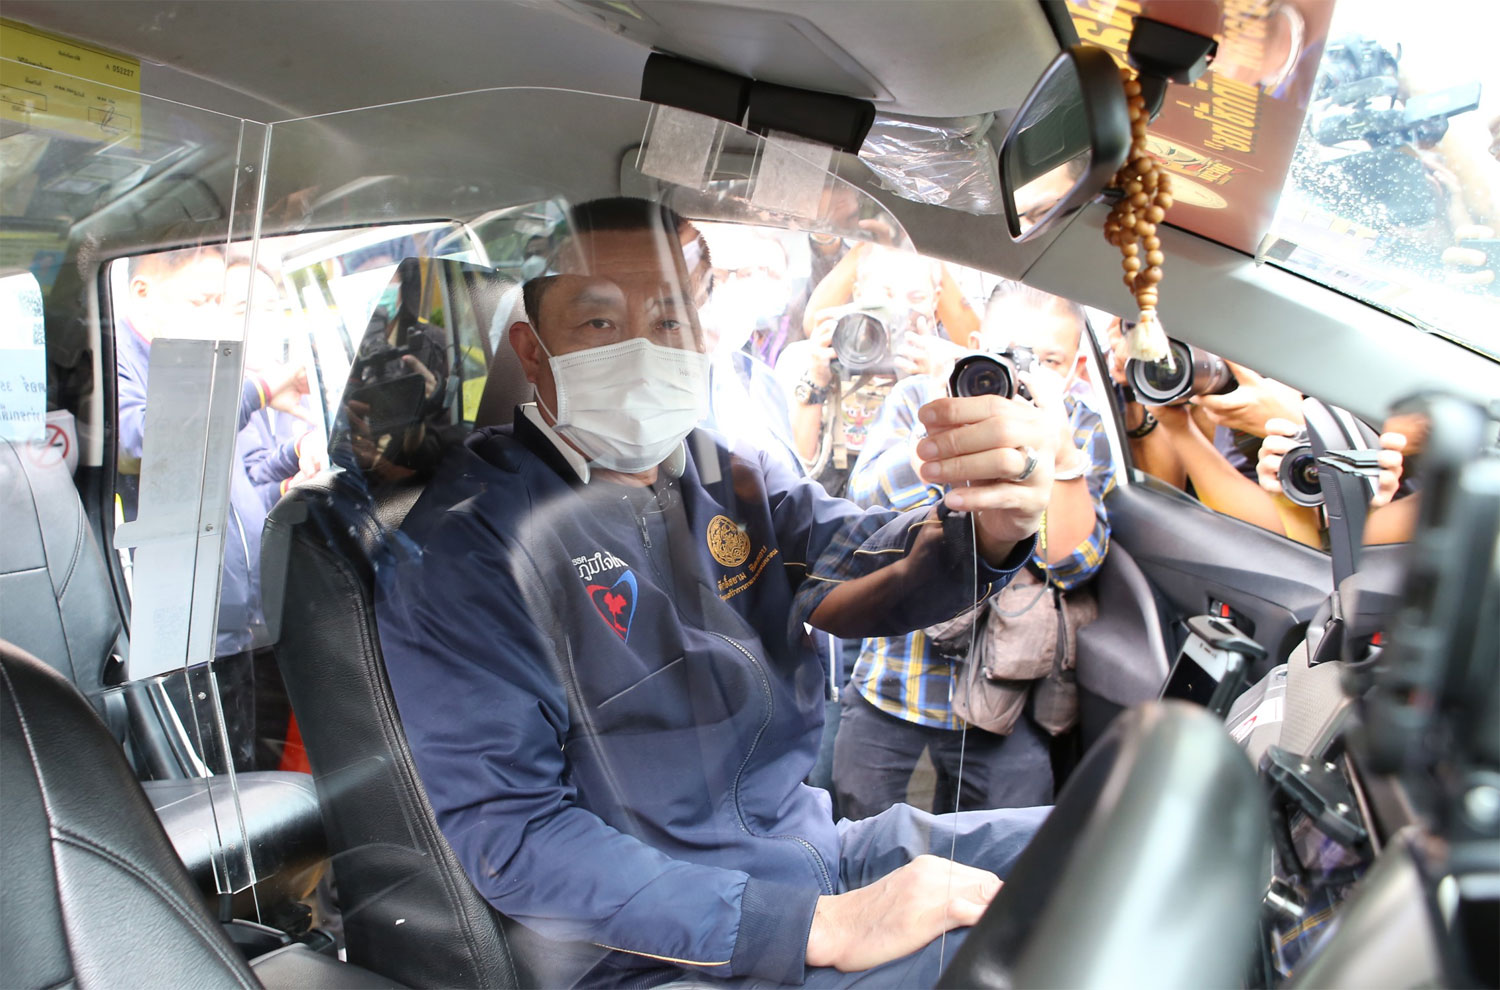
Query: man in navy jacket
377 199 1057 988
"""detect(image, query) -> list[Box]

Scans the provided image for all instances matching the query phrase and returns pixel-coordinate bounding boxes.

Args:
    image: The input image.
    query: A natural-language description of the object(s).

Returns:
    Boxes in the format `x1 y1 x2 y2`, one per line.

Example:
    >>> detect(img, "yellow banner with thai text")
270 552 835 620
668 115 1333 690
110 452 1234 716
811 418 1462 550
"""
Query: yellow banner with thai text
1 18 142 150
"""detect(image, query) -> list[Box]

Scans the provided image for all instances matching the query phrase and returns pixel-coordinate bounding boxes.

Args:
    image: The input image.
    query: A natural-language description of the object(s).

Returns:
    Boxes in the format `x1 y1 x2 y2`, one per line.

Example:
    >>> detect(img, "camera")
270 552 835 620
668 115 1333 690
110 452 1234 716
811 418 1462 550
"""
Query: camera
1276 432 1322 507
830 305 911 376
348 343 427 436
1126 338 1237 406
948 346 1035 401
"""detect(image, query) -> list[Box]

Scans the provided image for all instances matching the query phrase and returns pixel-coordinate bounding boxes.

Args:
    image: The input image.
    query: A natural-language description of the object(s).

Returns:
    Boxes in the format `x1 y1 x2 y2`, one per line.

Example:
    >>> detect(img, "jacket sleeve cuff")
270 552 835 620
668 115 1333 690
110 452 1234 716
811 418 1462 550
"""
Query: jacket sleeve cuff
731 877 820 984
936 502 1036 583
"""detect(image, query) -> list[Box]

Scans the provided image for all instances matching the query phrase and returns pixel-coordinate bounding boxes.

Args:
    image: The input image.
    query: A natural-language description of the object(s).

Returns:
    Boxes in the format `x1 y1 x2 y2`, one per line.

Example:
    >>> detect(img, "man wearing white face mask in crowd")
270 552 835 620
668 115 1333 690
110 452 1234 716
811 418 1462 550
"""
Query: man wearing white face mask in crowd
377 198 1057 990
834 282 1115 820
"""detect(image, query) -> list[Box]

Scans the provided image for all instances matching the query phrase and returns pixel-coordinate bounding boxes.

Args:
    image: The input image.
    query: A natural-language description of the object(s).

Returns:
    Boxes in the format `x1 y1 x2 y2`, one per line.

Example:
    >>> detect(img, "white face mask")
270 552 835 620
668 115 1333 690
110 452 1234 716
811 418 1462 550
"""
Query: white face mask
533 332 710 474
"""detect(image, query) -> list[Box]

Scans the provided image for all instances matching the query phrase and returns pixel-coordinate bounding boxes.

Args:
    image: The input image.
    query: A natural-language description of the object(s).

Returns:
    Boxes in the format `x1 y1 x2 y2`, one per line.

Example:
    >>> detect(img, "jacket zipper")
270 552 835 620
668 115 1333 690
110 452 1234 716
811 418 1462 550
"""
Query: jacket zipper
710 631 834 896
619 496 834 895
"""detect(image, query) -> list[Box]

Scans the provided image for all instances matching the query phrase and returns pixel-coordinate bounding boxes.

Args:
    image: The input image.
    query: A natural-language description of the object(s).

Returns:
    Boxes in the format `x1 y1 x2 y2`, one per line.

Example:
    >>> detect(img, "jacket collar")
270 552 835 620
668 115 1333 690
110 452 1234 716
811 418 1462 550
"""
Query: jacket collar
514 403 685 486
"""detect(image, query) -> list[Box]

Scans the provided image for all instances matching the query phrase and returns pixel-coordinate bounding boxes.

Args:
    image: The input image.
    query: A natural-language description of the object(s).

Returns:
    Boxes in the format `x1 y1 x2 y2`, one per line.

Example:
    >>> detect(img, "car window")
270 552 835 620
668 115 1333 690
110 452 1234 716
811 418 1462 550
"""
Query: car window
1262 2 1500 357
1087 315 1417 552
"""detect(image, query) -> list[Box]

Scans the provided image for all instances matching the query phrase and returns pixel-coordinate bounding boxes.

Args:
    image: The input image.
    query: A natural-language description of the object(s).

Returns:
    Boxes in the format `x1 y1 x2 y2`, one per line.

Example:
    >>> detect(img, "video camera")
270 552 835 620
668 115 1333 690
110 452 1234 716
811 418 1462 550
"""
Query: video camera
948 346 1035 401
1125 338 1236 406
348 343 427 436
1310 36 1481 149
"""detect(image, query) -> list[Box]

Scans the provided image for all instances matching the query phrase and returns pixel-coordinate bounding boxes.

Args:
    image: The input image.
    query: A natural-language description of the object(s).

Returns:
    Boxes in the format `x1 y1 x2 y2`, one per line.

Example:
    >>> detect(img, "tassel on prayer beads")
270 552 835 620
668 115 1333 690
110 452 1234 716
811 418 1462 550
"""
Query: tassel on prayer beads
1106 68 1175 363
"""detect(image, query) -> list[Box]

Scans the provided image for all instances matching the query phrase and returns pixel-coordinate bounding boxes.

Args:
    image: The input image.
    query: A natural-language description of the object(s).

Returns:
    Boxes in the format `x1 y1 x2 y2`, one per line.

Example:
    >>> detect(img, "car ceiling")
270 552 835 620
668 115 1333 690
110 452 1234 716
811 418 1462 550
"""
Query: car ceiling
9 0 1500 421
4 0 1059 122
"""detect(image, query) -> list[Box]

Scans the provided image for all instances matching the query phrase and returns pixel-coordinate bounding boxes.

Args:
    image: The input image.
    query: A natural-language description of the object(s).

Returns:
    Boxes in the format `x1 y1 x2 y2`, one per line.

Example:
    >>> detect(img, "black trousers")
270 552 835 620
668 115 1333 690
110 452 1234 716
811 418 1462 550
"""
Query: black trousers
832 687 1054 822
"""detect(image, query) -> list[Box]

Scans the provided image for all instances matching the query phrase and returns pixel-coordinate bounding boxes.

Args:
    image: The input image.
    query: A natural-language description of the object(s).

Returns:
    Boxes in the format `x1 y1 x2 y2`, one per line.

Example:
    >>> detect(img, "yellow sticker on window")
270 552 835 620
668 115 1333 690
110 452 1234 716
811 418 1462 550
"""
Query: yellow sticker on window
0 18 142 149
462 374 487 424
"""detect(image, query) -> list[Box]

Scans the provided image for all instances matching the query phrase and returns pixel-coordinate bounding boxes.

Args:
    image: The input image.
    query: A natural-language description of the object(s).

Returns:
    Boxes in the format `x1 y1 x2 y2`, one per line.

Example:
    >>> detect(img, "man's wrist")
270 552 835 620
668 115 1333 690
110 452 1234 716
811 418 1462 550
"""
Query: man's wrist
805 895 841 969
794 377 831 405
1127 408 1159 438
1053 447 1088 481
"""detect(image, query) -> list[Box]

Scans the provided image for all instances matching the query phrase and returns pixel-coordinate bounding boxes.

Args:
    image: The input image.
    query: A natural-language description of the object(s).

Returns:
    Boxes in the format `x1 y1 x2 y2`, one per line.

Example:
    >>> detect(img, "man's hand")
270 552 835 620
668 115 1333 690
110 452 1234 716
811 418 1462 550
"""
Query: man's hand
1256 417 1304 496
1370 431 1407 508
297 431 328 478
914 395 1056 562
262 363 313 420
806 313 840 388
805 855 1000 972
1191 362 1302 437
402 354 440 399
1019 367 1084 475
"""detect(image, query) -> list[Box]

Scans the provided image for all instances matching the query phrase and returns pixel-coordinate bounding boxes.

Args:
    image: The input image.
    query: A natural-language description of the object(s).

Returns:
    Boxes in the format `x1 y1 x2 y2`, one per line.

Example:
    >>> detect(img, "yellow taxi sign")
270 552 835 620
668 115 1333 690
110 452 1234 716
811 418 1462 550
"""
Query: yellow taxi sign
0 18 142 149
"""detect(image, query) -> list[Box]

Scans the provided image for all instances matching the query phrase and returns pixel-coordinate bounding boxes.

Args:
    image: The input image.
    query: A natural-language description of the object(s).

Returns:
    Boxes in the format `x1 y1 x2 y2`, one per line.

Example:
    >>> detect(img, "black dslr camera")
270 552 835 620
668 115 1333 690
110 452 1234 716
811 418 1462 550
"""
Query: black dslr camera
1125 337 1236 406
948 346 1035 401
1276 431 1321 507
829 304 915 377
1276 429 1387 508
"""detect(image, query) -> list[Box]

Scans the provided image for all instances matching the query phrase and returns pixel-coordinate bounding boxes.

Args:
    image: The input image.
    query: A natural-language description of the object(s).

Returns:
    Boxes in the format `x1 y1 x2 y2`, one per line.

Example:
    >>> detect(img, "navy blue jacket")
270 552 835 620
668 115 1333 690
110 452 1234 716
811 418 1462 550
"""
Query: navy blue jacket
376 412 1029 986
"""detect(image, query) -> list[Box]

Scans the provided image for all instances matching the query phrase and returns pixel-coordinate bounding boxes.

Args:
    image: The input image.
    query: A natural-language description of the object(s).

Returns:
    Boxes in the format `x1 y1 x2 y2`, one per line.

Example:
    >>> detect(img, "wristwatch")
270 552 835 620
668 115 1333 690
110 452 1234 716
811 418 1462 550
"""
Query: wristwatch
794 378 831 405
1126 409 1159 439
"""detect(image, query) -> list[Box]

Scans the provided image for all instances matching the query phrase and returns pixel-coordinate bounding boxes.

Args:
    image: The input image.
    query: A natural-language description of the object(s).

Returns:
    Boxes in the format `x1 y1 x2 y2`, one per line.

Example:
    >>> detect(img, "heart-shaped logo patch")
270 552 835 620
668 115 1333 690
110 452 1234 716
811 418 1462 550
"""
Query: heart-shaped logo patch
587 570 638 643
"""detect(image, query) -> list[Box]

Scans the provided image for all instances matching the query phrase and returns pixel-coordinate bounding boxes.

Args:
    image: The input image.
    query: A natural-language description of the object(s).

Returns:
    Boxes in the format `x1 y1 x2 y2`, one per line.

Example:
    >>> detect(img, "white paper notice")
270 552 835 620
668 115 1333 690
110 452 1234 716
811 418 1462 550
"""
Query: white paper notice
0 272 47 442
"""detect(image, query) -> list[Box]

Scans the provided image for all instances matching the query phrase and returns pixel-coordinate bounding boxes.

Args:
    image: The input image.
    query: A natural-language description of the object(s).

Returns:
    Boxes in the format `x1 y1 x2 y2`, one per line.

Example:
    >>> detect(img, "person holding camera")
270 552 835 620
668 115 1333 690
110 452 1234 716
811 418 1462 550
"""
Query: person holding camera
376 199 1058 990
1103 318 1305 522
776 243 978 495
831 282 1115 820
1256 416 1415 547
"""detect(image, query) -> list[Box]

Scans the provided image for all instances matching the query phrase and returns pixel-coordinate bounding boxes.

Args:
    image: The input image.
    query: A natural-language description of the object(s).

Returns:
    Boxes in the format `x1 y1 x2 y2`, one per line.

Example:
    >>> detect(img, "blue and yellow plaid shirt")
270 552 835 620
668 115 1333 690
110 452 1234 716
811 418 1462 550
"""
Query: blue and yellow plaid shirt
845 375 1116 729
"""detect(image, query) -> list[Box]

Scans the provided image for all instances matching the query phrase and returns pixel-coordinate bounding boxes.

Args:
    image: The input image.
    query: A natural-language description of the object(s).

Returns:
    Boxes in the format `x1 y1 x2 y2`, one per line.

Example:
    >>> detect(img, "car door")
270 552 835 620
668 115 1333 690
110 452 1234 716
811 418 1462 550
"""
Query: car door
1070 326 1334 752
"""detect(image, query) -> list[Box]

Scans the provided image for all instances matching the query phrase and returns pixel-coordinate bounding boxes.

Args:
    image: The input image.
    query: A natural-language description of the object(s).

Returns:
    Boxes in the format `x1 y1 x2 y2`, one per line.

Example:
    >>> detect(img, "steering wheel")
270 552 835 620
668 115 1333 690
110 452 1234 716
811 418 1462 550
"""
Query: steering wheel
936 701 1268 990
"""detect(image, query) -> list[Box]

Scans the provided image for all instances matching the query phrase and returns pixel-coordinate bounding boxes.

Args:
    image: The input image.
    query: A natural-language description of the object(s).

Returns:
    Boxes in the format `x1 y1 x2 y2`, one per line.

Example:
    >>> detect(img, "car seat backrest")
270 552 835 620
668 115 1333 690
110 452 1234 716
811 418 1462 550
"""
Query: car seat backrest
472 280 532 430
262 476 524 989
0 638 261 990
0 439 124 703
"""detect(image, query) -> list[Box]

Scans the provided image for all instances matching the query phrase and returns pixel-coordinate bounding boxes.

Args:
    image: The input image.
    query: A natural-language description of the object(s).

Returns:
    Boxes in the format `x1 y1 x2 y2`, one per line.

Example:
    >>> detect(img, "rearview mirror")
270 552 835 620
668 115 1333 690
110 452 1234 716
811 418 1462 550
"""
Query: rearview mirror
1000 45 1131 242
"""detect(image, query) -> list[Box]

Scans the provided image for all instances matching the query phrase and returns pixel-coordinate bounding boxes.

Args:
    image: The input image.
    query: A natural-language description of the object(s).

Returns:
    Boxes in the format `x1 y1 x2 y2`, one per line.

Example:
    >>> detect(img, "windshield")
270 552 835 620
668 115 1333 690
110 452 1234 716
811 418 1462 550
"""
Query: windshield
1262 1 1499 354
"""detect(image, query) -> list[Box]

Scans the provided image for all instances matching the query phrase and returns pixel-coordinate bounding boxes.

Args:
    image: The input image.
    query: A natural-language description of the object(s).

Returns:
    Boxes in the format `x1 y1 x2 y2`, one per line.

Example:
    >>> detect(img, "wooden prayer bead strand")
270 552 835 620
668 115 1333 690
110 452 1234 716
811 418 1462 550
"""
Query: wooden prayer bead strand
1106 66 1175 352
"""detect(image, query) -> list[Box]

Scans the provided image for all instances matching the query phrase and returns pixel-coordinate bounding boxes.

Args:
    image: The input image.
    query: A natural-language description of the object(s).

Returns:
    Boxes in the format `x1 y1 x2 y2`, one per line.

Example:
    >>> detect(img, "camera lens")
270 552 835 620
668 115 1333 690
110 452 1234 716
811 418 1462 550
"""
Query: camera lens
949 354 1017 399
832 312 891 374
1127 339 1237 405
1128 339 1194 404
1193 350 1236 398
1279 444 1323 507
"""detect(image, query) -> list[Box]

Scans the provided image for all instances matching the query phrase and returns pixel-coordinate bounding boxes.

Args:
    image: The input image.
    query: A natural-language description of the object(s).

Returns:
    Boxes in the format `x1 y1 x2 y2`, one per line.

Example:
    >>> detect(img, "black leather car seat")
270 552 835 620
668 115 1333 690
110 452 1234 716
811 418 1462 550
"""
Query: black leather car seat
0 637 400 990
0 438 325 903
257 263 537 988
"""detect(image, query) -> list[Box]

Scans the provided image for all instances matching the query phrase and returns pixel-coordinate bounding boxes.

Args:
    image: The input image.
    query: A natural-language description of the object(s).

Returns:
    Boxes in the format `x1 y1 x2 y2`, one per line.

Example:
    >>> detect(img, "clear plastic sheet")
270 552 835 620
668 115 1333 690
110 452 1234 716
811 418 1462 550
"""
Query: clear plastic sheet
857 113 1007 215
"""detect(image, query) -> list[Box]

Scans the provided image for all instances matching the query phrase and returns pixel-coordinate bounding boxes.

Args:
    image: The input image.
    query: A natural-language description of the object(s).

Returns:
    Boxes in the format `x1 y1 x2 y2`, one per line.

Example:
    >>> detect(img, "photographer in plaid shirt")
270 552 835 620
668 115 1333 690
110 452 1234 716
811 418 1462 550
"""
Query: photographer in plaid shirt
832 282 1116 820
